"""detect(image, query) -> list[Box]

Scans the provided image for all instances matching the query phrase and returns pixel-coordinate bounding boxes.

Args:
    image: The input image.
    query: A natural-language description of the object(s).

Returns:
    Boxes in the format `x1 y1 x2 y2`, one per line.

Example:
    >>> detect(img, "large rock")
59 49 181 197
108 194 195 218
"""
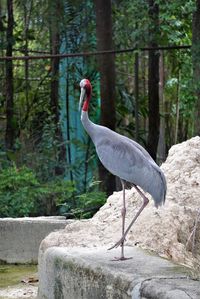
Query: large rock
38 246 200 299
39 137 200 271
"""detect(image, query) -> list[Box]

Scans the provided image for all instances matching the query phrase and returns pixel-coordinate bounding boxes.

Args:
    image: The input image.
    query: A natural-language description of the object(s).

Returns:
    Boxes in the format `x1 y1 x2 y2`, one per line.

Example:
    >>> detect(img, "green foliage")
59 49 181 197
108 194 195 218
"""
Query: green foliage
0 164 105 219
59 181 107 219
0 165 41 217
112 0 196 149
31 117 65 182
0 165 75 218
0 0 198 219
73 191 106 219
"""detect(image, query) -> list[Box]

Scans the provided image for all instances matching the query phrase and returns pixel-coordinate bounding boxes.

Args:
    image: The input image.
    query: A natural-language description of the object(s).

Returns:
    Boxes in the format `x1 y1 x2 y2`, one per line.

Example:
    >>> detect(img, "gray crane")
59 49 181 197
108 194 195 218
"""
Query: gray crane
79 79 167 260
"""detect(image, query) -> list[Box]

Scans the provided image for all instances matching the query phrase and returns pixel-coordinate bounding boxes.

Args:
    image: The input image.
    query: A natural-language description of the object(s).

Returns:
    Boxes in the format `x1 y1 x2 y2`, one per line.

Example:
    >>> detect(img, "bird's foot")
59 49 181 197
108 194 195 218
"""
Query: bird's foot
108 237 126 250
111 256 132 261
108 237 132 261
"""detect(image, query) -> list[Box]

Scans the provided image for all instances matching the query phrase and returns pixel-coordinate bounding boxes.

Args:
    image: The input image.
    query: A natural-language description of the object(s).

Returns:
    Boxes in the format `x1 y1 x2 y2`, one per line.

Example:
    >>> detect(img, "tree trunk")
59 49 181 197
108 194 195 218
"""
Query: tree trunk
134 50 139 141
23 1 33 115
5 0 14 150
147 0 160 161
49 3 60 127
94 0 116 195
174 70 181 144
0 2 4 32
192 0 200 136
157 51 166 163
49 1 66 175
0 2 5 100
141 51 148 136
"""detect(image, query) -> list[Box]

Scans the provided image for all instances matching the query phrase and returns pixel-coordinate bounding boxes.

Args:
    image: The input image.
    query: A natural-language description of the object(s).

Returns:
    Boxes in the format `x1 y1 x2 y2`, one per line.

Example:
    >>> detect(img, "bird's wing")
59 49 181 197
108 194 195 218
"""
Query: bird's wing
94 127 166 206
123 137 154 163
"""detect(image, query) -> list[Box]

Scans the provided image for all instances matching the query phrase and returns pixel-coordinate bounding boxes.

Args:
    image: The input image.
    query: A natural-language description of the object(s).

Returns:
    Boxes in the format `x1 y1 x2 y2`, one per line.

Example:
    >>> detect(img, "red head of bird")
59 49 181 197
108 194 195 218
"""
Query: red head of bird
79 79 92 111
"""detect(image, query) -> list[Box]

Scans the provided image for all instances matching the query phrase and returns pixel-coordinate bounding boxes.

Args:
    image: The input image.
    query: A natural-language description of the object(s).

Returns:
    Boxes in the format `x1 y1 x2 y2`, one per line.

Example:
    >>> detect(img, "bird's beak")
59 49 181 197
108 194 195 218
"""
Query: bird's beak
79 87 86 111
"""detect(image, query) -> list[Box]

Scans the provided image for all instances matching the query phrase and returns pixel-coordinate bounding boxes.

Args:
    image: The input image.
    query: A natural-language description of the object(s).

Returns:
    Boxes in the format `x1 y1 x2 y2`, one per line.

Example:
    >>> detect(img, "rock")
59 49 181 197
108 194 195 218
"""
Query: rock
38 246 200 299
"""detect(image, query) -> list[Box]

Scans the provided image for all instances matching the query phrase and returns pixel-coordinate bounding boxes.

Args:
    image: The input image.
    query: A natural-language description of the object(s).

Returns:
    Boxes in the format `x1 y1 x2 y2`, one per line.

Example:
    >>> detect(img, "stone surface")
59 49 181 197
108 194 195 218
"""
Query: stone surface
0 217 70 263
38 246 200 299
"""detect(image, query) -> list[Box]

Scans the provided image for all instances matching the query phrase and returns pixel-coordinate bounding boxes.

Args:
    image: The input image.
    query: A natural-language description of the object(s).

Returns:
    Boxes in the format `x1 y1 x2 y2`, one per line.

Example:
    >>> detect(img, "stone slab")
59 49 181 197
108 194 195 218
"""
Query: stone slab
0 217 70 264
38 246 200 299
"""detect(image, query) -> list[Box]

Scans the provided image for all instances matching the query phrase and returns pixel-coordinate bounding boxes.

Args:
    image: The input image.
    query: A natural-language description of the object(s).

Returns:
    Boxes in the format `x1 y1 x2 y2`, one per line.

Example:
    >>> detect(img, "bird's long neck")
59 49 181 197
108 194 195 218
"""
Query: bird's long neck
82 99 89 111
82 91 91 112
81 91 96 142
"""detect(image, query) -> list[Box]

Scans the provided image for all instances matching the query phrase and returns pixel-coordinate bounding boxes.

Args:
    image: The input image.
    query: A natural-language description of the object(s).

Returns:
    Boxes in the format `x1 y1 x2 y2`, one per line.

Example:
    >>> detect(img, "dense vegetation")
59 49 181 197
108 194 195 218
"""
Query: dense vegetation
0 0 199 217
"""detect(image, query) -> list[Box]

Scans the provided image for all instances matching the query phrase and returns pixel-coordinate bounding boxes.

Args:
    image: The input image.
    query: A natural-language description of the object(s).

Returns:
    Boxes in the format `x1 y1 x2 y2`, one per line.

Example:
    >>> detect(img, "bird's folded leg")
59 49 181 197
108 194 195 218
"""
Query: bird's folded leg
108 236 125 250
108 185 149 253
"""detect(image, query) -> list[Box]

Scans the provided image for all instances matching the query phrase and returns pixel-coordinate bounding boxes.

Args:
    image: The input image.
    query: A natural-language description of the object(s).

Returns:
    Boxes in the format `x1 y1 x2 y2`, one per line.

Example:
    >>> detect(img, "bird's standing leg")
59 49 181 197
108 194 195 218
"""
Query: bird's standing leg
108 185 149 251
120 180 126 259
112 180 132 261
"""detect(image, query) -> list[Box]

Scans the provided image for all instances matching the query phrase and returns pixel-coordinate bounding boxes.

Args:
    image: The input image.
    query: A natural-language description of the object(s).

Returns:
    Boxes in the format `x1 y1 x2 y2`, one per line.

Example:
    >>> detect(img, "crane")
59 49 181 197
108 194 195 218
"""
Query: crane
79 78 167 260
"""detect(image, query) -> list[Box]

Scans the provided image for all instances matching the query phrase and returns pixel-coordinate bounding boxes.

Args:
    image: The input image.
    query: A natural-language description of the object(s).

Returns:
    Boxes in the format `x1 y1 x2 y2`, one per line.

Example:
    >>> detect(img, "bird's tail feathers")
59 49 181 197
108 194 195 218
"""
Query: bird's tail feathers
154 170 167 208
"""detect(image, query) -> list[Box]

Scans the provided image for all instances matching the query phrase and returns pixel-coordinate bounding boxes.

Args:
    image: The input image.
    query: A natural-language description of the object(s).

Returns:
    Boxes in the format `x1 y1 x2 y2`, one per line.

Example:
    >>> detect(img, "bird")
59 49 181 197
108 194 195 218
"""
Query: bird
79 78 167 261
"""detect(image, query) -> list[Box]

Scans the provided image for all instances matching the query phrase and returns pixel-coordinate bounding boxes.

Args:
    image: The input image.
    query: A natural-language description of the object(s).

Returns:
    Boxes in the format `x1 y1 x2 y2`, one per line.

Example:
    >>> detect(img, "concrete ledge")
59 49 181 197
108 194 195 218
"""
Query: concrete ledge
38 246 200 299
0 217 70 264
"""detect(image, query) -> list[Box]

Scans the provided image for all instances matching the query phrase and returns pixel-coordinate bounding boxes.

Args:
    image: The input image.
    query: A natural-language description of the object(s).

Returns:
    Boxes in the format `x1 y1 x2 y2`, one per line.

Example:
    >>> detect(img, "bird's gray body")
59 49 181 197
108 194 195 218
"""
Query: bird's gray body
81 111 166 207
